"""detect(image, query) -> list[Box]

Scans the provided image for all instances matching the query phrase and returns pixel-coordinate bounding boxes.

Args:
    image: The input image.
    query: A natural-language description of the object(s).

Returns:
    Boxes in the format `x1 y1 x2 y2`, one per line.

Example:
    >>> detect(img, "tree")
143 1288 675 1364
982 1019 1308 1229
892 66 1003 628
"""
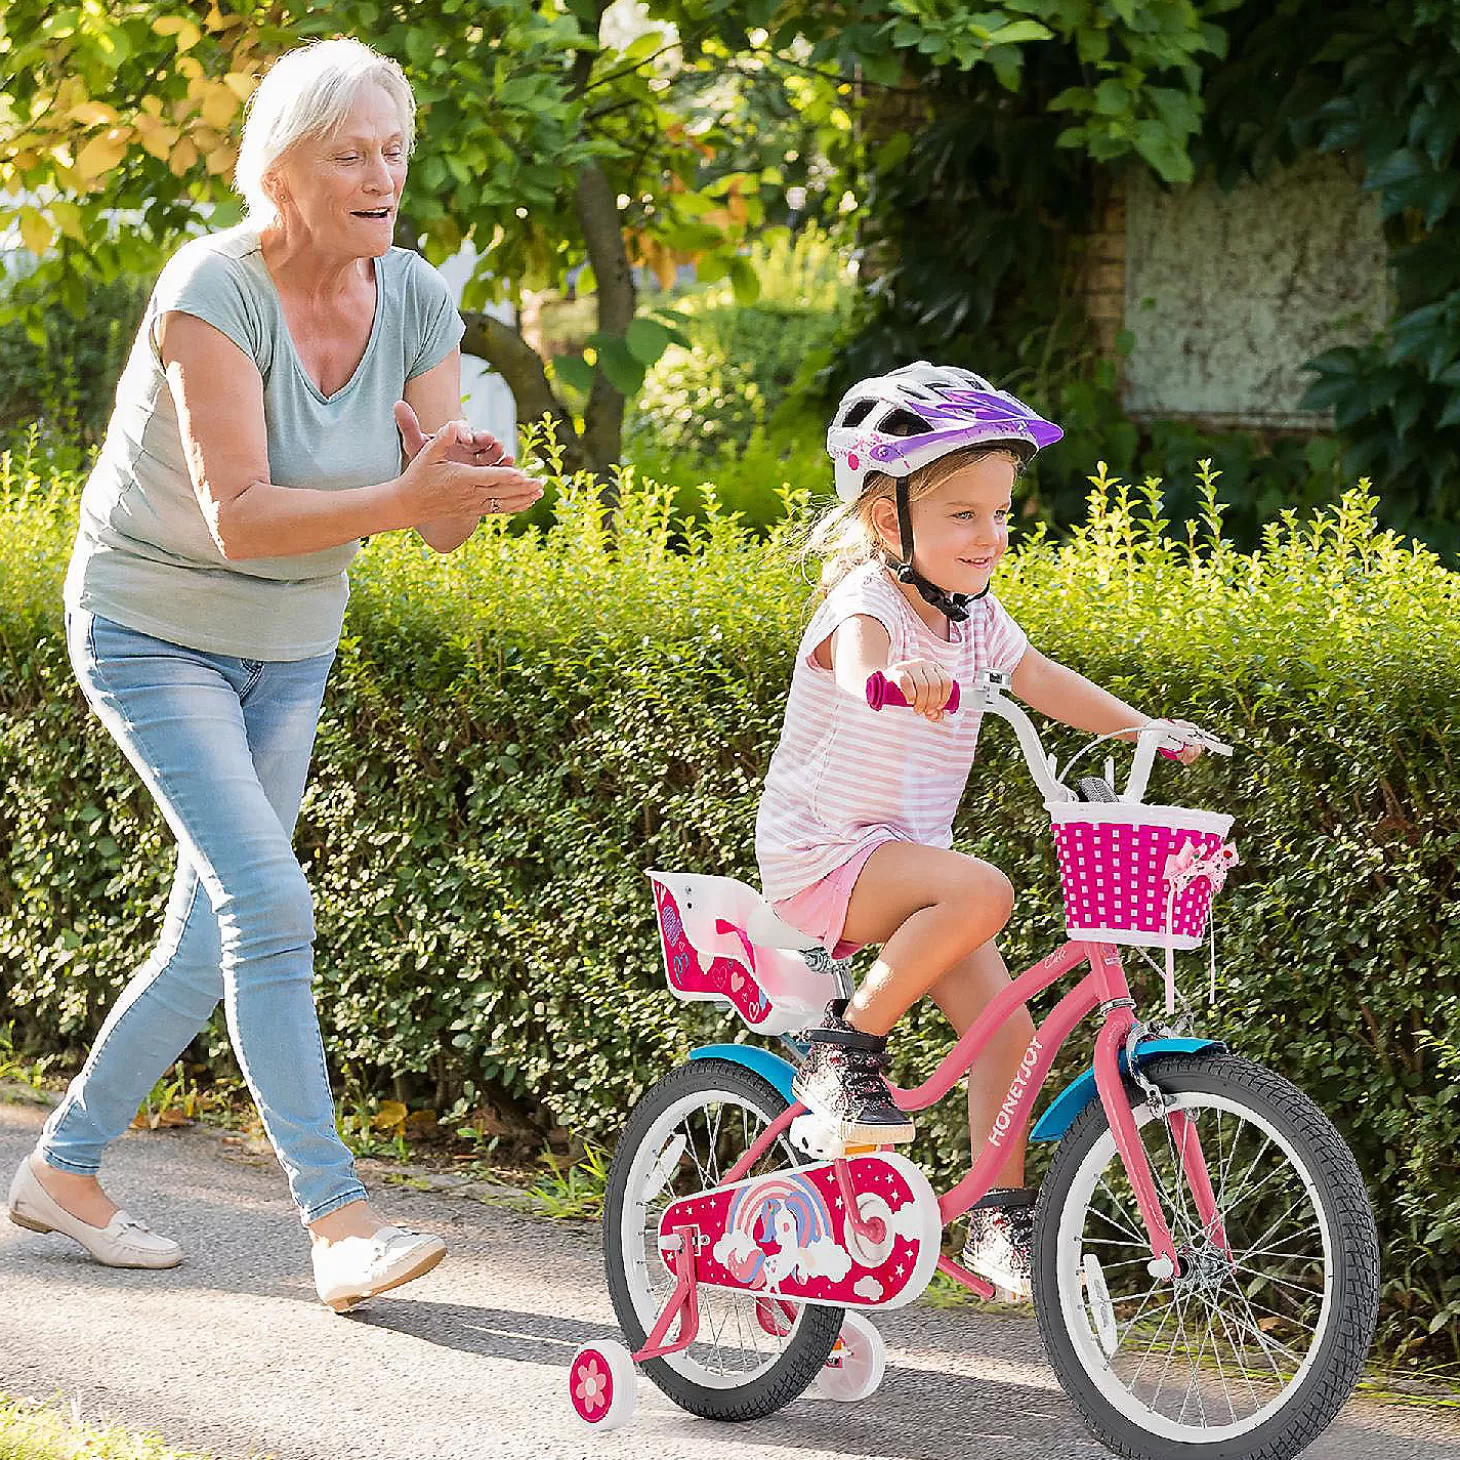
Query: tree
0 0 805 477
0 0 1234 475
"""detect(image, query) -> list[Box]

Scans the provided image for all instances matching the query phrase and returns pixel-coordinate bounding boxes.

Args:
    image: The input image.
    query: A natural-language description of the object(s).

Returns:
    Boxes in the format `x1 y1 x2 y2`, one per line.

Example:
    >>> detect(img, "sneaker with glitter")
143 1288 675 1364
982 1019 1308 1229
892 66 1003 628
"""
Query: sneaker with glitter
961 1187 1035 1300
791 1000 914 1146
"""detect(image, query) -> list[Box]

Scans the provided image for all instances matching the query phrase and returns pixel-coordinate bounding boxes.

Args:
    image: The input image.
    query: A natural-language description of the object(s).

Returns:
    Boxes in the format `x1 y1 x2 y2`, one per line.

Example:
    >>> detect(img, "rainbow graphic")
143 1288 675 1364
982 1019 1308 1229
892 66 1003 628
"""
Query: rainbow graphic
718 1173 834 1289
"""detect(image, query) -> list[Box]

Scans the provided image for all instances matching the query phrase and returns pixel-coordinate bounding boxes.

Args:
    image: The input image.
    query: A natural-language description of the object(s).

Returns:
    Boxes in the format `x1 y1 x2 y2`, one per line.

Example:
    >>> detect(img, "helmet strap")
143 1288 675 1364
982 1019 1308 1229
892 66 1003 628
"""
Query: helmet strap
893 478 988 624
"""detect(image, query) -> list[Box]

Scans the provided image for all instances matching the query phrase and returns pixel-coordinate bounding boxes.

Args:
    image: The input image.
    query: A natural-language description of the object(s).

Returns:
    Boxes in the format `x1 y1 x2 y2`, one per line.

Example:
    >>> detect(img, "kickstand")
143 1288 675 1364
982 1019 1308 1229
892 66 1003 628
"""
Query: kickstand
633 1225 703 1362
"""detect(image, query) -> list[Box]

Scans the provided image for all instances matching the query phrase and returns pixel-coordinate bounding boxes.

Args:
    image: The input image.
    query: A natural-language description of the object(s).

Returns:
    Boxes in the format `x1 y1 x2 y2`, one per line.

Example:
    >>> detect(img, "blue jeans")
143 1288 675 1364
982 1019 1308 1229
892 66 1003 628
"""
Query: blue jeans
39 609 366 1224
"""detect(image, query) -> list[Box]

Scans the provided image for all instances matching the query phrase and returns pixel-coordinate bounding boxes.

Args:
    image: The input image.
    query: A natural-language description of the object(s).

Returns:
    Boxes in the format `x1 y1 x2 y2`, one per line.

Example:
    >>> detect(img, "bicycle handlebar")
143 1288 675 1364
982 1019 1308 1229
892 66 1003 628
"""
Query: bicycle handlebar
865 668 1232 805
864 671 961 715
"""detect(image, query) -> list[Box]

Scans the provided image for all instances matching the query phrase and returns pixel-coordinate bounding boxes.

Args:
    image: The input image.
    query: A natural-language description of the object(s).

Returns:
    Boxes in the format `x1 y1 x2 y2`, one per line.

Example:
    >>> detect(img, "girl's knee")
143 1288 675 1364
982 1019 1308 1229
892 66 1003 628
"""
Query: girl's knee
957 859 1014 922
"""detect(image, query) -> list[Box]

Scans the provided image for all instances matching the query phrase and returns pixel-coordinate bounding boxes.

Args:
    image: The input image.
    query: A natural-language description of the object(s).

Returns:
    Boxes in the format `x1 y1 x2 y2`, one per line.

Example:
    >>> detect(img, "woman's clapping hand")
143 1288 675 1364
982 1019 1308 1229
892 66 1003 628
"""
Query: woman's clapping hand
392 400 543 522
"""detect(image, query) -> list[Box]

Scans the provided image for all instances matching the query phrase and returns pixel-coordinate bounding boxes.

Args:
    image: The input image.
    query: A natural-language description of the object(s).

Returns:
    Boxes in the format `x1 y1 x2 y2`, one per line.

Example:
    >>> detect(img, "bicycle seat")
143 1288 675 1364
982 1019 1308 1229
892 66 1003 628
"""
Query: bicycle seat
646 870 834 1035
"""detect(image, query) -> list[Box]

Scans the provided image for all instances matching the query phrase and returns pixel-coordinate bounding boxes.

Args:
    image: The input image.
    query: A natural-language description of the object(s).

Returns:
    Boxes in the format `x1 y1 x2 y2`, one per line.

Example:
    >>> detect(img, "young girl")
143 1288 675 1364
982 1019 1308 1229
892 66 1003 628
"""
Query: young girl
754 361 1201 1297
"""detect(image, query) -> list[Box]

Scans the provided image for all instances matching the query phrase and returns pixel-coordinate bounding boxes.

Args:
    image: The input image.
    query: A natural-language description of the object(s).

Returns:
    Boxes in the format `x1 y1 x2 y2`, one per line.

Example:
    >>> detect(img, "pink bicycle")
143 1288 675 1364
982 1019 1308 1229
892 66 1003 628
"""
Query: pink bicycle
569 668 1379 1459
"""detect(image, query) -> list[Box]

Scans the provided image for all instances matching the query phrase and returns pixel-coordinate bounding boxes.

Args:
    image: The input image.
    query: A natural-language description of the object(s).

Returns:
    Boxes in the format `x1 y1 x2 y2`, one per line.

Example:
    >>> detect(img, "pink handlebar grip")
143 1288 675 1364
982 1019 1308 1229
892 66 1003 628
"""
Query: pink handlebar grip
865 671 961 715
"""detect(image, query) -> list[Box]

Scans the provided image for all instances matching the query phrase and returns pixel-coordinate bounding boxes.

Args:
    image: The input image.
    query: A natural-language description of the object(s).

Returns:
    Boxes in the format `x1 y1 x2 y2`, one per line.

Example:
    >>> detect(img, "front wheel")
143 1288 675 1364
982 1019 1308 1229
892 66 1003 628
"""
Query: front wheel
603 1058 844 1422
1033 1053 1378 1460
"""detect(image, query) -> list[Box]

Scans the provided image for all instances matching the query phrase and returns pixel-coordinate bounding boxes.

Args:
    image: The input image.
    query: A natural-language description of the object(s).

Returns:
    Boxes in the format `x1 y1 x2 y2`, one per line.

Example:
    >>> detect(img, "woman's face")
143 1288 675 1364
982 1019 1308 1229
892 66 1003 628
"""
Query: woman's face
267 83 408 257
879 453 1017 599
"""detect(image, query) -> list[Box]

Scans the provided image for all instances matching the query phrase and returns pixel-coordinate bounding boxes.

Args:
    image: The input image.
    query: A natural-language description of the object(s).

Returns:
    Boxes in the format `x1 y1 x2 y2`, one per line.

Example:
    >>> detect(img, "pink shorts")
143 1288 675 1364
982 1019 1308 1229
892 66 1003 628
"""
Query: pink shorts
772 840 888 959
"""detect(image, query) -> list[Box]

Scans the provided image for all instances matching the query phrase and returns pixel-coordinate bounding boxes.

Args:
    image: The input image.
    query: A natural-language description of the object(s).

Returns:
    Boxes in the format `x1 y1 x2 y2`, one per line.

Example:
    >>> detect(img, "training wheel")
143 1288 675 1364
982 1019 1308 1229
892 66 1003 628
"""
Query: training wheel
569 1340 638 1430
816 1311 886 1402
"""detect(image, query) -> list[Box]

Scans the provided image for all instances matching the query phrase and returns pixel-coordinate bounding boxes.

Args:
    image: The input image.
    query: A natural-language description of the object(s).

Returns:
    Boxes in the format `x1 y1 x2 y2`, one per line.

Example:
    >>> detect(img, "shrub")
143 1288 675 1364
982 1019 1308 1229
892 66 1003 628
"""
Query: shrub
621 226 851 526
0 263 150 455
0 446 1456 1360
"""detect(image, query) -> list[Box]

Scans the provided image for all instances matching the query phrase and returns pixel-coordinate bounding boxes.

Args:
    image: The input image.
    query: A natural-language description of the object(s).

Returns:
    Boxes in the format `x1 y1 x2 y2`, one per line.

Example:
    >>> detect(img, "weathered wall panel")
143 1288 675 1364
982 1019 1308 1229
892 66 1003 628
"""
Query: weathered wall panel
1121 154 1388 429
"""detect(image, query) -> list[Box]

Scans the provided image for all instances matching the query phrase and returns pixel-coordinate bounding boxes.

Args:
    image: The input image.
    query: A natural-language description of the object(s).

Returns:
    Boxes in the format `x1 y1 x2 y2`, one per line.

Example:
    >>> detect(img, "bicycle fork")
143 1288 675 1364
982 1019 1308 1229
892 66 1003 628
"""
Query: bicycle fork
1094 999 1230 1277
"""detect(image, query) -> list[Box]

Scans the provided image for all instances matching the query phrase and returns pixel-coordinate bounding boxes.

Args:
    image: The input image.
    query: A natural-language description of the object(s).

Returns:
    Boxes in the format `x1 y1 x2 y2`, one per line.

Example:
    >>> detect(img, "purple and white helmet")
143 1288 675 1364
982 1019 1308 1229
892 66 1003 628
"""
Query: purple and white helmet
827 361 1063 503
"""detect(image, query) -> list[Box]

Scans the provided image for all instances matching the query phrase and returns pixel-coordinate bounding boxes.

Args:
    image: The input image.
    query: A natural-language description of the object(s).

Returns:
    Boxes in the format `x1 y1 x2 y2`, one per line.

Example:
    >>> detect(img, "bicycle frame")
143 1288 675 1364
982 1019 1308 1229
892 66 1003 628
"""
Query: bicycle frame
723 935 1227 1285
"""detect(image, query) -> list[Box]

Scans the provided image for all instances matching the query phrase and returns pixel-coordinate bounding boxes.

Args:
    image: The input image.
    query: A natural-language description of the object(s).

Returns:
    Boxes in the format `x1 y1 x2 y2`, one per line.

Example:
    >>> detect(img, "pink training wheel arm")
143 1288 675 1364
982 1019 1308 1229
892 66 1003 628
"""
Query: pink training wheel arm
865 671 961 714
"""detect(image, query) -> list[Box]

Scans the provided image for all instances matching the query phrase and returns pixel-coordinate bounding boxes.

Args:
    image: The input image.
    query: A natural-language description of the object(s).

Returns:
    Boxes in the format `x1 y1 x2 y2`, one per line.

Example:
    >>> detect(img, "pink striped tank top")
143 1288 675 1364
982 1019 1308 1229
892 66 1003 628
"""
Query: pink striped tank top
754 561 1029 902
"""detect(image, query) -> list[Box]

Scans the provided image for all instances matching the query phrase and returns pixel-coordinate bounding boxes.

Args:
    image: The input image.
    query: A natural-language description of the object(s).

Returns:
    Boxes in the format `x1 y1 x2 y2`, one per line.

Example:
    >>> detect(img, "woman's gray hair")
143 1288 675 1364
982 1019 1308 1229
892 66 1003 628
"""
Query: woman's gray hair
235 37 416 226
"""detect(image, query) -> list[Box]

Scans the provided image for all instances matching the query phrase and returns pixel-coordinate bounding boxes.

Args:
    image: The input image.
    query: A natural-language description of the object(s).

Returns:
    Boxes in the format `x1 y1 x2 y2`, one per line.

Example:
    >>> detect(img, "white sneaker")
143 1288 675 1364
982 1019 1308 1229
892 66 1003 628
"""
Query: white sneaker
7 1155 183 1269
312 1225 446 1312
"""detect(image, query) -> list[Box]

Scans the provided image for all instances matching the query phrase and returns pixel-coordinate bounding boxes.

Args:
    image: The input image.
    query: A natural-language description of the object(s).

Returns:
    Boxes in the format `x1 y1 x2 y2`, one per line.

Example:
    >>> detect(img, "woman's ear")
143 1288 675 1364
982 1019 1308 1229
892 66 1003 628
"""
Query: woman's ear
869 494 903 558
263 164 290 212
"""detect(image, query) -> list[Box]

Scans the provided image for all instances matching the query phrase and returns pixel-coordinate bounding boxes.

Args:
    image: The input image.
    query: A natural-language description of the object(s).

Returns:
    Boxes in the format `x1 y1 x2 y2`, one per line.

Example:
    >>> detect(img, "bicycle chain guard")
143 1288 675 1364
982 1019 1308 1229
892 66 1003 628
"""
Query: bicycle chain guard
657 1153 942 1311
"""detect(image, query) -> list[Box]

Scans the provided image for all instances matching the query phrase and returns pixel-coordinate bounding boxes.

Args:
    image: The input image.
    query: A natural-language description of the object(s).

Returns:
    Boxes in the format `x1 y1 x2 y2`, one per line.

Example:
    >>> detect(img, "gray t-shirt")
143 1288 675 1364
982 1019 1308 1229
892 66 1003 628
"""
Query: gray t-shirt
64 223 465 660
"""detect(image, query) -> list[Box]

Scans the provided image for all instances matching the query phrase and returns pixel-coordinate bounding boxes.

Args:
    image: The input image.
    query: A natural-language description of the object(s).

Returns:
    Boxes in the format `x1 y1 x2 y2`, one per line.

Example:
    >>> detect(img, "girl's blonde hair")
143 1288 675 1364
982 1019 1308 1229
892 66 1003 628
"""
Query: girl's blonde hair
804 442 1029 595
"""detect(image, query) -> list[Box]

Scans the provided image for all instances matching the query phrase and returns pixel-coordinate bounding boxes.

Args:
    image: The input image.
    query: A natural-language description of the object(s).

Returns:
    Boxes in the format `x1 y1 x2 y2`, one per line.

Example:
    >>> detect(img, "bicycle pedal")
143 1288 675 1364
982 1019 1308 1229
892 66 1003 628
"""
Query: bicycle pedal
790 1112 849 1160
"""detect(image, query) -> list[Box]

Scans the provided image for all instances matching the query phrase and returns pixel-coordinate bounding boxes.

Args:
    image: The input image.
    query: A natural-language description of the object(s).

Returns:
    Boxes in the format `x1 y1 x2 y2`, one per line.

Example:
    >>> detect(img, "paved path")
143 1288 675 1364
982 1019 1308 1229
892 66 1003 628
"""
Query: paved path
1 1100 1456 1460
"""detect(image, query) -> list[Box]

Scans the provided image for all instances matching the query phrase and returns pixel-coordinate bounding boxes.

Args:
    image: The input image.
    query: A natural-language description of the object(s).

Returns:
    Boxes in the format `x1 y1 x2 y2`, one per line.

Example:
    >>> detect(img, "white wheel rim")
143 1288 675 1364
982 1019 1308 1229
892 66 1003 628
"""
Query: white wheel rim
616 1082 816 1390
1054 1091 1335 1443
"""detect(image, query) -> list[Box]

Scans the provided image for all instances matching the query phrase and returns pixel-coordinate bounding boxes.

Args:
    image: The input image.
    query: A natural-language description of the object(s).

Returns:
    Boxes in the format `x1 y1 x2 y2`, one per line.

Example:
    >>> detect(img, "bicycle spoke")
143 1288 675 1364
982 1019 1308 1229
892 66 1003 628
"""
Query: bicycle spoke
1243 1190 1316 1264
1231 1261 1325 1304
1213 1299 1266 1413
1226 1283 1299 1376
1234 1225 1323 1264
1090 1191 1149 1246
1129 1294 1178 1390
1215 1132 1274 1215
1096 1173 1147 1240
1157 1116 1198 1246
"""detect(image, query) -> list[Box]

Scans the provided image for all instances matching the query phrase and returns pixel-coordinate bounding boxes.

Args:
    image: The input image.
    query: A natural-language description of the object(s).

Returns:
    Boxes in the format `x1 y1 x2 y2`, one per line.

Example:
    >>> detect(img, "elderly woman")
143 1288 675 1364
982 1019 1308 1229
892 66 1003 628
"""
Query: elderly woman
5 37 538 1310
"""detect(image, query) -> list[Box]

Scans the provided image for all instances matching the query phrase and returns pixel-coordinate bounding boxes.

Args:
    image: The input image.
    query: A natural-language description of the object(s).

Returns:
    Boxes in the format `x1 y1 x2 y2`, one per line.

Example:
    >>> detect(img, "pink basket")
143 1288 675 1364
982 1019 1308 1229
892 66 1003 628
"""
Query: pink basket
1049 802 1236 950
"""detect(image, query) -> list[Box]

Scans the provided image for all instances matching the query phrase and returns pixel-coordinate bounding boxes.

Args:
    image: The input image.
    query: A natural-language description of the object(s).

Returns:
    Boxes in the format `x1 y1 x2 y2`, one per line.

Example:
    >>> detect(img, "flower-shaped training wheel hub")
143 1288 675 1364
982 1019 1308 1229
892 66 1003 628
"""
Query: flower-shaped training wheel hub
568 1341 637 1430
572 1353 610 1418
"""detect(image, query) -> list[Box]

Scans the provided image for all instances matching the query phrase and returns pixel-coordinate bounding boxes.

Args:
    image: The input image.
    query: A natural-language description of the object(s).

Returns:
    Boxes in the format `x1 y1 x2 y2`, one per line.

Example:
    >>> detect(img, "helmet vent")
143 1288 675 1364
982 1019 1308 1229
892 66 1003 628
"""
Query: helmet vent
878 407 932 438
840 399 877 428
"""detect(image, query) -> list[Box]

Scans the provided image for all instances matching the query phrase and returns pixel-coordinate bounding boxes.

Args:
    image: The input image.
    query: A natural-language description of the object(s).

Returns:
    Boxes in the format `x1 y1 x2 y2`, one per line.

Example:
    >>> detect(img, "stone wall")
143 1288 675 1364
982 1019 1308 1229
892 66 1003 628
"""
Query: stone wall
1081 153 1388 430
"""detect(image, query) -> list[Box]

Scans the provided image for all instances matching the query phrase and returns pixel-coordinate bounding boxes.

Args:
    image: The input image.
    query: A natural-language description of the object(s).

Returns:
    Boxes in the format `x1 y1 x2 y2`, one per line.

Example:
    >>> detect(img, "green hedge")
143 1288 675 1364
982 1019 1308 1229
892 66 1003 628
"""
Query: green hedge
1 455 1457 1360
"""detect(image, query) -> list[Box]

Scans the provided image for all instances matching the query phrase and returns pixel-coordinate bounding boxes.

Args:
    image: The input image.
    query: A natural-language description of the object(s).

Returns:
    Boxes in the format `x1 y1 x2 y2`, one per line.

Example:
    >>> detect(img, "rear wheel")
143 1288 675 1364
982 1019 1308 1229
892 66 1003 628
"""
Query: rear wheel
1034 1053 1378 1460
603 1058 844 1421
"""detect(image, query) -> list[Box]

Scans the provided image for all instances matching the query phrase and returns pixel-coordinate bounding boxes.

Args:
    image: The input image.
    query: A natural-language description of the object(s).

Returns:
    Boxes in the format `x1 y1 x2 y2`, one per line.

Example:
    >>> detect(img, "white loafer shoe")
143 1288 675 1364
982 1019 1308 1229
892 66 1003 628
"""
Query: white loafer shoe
312 1225 446 1312
7 1156 183 1269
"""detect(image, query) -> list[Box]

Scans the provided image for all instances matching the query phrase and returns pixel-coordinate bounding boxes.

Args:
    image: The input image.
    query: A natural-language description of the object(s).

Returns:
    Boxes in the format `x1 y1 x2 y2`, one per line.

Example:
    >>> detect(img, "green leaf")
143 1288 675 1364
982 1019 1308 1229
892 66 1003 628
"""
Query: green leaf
1435 393 1460 431
729 255 760 306
1076 26 1110 64
990 45 1023 92
696 252 730 285
875 132 913 173
625 317 671 366
595 337 645 396
496 76 541 109
985 20 1052 46
1365 147 1429 191
552 354 595 395
1094 79 1129 117
1132 122 1193 184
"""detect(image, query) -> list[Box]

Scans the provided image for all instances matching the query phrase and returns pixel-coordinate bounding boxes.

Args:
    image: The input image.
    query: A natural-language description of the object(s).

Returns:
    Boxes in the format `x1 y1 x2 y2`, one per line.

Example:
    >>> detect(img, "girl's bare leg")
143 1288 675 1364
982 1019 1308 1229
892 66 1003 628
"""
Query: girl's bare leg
839 842 1015 1036
927 941 1035 1188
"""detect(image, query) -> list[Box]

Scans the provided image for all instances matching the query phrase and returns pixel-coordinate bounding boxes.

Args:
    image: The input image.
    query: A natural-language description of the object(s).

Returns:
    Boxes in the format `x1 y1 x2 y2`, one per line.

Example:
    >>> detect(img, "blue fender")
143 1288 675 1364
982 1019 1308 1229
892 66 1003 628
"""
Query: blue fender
1030 1038 1227 1143
690 1043 797 1104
